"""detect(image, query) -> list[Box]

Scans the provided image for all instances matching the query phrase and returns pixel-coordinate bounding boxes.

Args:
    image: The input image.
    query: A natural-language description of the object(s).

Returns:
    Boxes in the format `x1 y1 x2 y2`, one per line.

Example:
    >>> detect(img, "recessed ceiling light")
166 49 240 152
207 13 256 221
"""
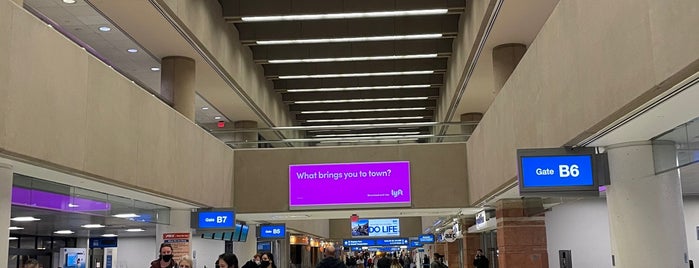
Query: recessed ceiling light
11 217 40 222
202 107 209 110
127 48 138 53
214 116 222 120
101 234 118 237
257 34 443 45
268 54 438 64
287 84 431 93
241 9 449 22
150 67 160 71
81 224 105 228
98 26 111 32
8 226 24 230
279 70 434 80
113 213 140 218
54 230 74 235
125 228 145 232
9 237 18 240
294 96 429 104
62 0 76 4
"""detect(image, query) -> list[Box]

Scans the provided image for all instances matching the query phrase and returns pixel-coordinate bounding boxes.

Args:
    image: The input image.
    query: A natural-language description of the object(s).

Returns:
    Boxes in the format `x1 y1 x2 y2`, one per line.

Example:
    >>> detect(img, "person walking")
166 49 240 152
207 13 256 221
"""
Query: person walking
473 249 489 268
317 245 347 268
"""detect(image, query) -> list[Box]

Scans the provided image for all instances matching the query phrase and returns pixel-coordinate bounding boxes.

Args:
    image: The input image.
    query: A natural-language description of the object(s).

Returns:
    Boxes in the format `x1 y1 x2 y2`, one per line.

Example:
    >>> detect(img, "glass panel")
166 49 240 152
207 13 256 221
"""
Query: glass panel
20 236 36 249
653 118 699 173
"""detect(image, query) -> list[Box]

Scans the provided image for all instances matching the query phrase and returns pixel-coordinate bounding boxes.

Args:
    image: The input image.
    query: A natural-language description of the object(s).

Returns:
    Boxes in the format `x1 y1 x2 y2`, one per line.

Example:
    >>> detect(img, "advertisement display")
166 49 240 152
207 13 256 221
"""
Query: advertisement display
351 218 400 237
163 233 190 262
59 248 86 268
289 161 411 209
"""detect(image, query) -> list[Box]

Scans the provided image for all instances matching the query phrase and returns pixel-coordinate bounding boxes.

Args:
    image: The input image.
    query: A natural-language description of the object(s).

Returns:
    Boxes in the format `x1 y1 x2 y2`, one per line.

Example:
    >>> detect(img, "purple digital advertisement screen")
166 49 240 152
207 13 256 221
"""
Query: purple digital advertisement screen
289 161 411 209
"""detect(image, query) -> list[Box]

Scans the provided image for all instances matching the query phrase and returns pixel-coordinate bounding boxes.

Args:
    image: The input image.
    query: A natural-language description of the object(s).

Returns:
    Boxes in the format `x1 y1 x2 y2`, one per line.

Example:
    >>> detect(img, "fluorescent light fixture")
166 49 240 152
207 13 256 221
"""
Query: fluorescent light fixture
150 67 160 71
288 84 431 93
98 26 111 32
279 70 434 80
257 34 442 45
62 0 76 3
268 54 438 64
202 107 210 110
11 217 40 222
294 96 428 104
54 230 74 235
9 237 18 240
8 226 24 230
242 9 448 22
125 228 145 232
81 224 105 228
67 203 80 208
101 234 118 237
127 48 138 53
314 132 421 138
37 247 46 250
214 116 222 120
301 107 427 114
306 116 424 123
113 213 140 218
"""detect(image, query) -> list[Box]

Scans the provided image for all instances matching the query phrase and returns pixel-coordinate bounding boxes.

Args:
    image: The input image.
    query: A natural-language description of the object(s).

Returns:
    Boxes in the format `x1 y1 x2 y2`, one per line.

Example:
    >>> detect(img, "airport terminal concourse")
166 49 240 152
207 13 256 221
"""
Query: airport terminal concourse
1 0 698 268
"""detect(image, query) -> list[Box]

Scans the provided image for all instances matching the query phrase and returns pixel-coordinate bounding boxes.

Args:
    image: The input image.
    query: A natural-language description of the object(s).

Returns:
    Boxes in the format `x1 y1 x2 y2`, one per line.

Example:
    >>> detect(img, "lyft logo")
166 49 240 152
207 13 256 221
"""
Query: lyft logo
391 189 404 198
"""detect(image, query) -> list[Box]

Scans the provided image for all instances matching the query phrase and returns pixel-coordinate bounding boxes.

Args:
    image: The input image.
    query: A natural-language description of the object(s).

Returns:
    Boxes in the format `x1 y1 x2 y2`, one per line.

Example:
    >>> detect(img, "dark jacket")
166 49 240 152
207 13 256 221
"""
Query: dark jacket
473 255 488 268
317 257 348 268
150 259 178 268
242 260 260 268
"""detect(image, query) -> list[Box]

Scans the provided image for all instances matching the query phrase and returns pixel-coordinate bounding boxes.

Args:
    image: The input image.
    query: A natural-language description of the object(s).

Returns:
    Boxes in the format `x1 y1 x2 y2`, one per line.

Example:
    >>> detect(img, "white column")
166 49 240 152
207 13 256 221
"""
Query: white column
0 162 13 266
605 141 688 267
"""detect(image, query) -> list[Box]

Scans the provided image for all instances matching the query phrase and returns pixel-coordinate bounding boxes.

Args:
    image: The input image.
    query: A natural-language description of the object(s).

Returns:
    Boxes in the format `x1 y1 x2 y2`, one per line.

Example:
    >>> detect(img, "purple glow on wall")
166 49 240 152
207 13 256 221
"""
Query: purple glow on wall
12 187 111 212
289 161 411 208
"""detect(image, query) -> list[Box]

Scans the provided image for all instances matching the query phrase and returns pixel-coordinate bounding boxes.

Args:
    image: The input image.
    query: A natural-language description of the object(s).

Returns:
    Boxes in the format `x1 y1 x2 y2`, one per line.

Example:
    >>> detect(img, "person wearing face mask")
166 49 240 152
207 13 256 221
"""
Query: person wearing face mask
150 243 178 268
260 252 277 268
241 254 261 268
218 253 239 268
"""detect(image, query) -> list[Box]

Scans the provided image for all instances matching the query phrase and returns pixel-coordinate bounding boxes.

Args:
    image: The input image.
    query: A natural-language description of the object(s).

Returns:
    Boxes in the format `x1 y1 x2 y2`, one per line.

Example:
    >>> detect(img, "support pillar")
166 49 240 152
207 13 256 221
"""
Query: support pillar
496 198 548 268
233 120 258 148
605 141 687 267
161 56 196 120
462 232 481 267
0 162 13 265
492 43 526 94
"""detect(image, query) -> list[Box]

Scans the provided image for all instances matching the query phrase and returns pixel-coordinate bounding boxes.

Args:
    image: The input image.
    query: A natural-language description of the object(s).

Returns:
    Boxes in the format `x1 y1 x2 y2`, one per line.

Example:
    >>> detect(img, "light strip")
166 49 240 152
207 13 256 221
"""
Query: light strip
279 70 434 79
287 84 431 93
241 9 449 22
286 134 433 142
314 132 422 138
268 54 438 64
294 97 428 104
257 34 443 45
306 116 424 123
301 107 427 114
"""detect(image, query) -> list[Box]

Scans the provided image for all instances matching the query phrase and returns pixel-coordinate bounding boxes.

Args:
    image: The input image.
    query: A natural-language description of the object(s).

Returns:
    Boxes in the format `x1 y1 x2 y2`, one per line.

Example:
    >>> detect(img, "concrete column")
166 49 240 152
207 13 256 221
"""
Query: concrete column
155 209 192 258
495 198 548 268
462 233 481 267
445 240 462 268
233 120 258 149
492 43 527 94
162 56 196 120
605 141 687 267
460 113 483 138
0 162 13 265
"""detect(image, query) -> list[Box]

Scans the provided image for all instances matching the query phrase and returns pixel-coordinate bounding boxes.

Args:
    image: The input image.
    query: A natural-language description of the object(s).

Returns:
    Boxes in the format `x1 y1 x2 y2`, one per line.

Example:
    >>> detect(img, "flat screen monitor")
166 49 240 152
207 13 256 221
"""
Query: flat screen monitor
289 161 411 209
238 224 249 242
517 147 608 196
257 241 272 252
351 218 400 237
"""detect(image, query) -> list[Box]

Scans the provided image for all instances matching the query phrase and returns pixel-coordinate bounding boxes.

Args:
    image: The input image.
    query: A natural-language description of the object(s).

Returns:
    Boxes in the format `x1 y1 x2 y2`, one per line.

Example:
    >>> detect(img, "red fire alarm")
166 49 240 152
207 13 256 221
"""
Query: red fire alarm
217 121 225 128
350 214 359 222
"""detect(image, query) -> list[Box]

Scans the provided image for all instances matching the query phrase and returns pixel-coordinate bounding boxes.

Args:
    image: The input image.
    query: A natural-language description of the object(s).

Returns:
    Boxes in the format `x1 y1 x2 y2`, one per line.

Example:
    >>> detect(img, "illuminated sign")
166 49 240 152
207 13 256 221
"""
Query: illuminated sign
351 218 400 237
418 234 434 243
517 148 609 196
192 211 235 229
259 225 286 239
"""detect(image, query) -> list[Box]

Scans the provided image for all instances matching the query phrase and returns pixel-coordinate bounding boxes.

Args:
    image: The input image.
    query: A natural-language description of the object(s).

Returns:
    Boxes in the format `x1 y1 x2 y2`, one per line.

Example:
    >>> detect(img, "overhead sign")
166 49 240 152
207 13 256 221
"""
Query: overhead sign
351 218 400 237
376 238 408 246
191 211 235 229
409 240 423 248
418 234 435 243
259 224 286 239
343 239 376 246
442 229 457 243
517 148 609 196
475 211 487 230
289 161 411 209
